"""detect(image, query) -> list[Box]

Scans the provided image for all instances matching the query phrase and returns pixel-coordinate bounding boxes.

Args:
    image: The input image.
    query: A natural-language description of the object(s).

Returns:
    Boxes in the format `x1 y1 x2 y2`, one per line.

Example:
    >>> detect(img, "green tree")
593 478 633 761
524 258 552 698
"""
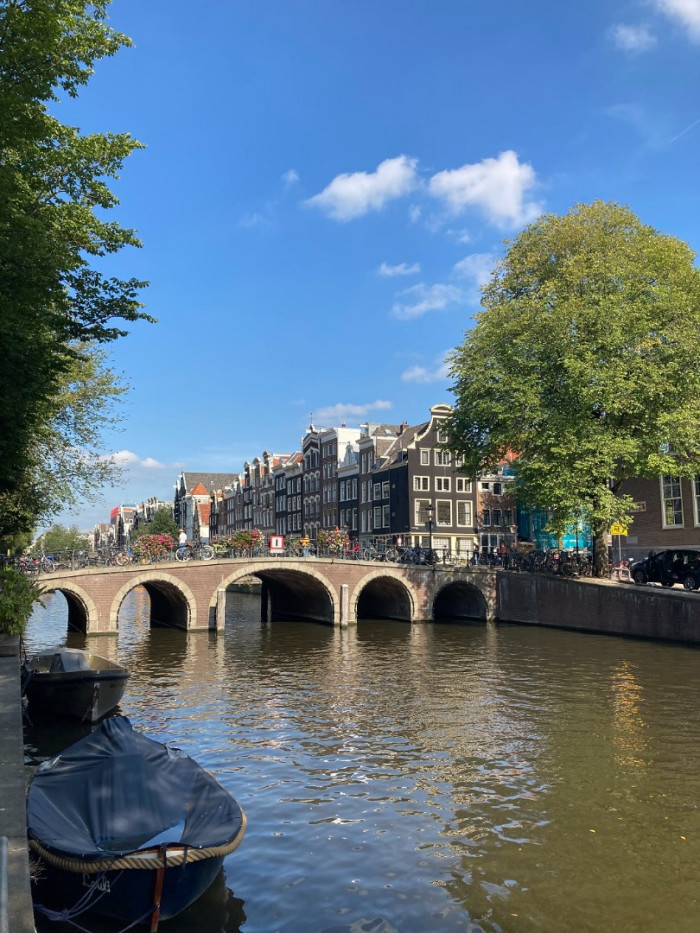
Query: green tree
38 523 86 555
447 201 700 575
0 0 152 535
132 508 178 540
0 344 126 544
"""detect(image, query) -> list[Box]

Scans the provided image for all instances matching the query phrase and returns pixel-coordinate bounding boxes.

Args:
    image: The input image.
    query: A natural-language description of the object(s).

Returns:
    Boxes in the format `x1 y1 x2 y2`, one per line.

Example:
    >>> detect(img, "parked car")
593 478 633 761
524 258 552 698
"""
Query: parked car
630 549 700 588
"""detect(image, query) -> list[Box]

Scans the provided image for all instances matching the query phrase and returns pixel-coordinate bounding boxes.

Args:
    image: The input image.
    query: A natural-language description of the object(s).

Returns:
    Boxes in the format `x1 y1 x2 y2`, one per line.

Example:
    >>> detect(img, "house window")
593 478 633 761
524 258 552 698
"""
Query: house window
661 474 683 528
420 449 430 466
437 425 449 444
435 450 451 466
482 508 491 526
457 501 472 526
661 475 683 527
492 482 502 496
456 477 472 493
504 509 513 526
435 477 451 492
373 483 381 500
382 505 390 527
493 509 502 526
382 481 390 499
373 506 382 529
436 500 451 525
413 476 429 491
415 499 431 524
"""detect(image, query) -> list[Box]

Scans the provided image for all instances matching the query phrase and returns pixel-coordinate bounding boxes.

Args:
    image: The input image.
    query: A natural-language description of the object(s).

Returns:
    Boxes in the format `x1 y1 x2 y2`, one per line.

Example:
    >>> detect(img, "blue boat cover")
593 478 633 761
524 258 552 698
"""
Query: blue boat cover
27 716 244 860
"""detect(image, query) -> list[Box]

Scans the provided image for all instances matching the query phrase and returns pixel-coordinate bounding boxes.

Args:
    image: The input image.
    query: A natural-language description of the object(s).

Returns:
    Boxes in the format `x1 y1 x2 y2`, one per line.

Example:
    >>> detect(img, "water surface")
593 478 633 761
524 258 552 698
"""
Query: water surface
24 589 700 933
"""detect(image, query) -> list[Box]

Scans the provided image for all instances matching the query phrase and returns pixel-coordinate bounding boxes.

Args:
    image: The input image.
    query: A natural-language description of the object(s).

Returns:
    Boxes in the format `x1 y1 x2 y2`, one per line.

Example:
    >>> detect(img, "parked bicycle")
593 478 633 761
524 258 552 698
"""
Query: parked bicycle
175 543 215 562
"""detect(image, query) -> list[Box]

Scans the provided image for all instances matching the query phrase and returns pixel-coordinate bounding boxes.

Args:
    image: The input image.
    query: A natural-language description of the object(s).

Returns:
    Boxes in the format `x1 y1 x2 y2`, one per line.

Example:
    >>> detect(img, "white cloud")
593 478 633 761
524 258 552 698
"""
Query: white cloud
107 450 166 469
378 261 421 278
428 150 542 228
654 0 700 40
452 252 495 288
314 399 392 424
609 22 657 50
282 168 299 187
391 283 464 320
305 155 418 221
409 204 422 223
400 358 450 383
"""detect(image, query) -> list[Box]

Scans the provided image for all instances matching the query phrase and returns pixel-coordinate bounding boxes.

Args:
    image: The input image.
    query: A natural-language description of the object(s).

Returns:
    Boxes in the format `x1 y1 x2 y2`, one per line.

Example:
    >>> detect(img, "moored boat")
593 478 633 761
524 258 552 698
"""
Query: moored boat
22 646 129 722
27 715 247 930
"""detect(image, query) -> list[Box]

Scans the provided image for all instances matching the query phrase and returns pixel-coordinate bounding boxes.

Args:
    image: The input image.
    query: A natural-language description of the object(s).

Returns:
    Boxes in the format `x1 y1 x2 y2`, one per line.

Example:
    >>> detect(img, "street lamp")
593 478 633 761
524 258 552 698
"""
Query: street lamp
425 502 435 566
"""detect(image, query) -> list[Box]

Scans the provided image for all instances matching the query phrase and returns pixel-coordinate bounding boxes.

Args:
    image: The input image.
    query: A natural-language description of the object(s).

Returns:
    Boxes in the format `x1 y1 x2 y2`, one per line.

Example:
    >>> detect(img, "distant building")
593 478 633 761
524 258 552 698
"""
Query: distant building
174 472 239 541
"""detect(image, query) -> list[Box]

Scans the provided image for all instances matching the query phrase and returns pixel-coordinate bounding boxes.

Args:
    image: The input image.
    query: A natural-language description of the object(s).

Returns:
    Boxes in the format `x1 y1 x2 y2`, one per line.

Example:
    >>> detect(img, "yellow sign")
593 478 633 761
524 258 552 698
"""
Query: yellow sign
609 523 628 536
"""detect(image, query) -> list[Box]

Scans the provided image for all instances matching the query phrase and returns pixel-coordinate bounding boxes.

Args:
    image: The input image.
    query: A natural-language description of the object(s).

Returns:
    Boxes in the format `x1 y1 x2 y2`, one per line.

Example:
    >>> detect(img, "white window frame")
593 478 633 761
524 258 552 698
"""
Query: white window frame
413 476 429 491
436 499 452 526
420 449 430 466
435 477 451 492
456 477 472 493
456 501 472 526
661 475 684 528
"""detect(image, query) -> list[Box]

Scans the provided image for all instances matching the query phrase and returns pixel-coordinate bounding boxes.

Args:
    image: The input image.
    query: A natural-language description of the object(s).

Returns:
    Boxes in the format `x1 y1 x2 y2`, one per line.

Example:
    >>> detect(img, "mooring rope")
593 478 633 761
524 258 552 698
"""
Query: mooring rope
29 812 247 873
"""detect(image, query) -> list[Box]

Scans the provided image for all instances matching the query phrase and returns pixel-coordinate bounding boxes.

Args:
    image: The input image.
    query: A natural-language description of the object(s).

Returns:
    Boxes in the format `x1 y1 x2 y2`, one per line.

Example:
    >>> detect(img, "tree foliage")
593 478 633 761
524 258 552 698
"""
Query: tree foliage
0 0 151 535
132 508 178 540
38 523 86 555
0 344 126 544
447 201 700 574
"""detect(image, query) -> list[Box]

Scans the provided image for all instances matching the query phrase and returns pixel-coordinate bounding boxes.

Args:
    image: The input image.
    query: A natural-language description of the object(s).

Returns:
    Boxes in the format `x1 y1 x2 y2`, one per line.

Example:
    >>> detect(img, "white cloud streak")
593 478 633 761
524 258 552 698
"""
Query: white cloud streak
107 450 166 469
609 22 657 50
314 399 393 424
391 283 464 320
305 155 418 221
428 150 542 228
401 359 450 383
378 261 421 277
451 252 496 288
282 168 300 187
654 0 700 40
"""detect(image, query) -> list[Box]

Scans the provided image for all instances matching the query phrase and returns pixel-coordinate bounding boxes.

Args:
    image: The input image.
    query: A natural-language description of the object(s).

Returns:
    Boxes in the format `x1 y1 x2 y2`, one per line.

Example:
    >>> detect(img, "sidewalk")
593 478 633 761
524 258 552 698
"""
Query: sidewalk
0 636 36 933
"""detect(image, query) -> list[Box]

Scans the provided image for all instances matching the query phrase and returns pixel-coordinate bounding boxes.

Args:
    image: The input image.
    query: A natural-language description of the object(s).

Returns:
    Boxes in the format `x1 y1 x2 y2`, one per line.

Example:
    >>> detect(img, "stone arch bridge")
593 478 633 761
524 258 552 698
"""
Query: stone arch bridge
39 557 497 635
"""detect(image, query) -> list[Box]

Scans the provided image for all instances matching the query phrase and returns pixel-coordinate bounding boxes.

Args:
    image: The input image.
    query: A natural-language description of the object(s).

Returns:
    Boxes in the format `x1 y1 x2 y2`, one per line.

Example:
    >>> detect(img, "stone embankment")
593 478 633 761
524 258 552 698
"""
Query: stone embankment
0 635 35 933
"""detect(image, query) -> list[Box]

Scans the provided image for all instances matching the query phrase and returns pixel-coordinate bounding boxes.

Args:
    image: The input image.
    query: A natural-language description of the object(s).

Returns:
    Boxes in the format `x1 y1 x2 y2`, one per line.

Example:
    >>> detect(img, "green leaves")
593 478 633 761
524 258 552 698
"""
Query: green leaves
448 201 700 573
0 1 151 540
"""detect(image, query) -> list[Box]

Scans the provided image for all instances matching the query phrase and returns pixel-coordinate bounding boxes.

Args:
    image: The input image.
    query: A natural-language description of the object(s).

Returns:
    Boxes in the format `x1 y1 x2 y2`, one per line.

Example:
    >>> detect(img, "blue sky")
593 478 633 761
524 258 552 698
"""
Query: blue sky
54 0 700 529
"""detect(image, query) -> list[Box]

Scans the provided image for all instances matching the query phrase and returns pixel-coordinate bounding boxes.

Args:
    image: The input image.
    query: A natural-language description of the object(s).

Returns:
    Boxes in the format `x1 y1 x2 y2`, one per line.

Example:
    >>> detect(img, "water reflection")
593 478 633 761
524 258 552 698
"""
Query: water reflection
24 588 700 933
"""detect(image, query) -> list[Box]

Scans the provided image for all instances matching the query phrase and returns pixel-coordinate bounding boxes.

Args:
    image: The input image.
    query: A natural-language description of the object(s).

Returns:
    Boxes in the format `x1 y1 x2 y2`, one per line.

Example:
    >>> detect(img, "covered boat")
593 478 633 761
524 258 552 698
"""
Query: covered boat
27 716 247 931
22 646 129 722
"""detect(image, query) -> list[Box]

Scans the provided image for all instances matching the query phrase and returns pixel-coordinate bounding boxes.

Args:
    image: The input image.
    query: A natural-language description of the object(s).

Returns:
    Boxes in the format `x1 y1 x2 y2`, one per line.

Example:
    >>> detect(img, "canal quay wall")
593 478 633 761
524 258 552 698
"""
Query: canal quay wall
496 572 700 644
0 636 36 933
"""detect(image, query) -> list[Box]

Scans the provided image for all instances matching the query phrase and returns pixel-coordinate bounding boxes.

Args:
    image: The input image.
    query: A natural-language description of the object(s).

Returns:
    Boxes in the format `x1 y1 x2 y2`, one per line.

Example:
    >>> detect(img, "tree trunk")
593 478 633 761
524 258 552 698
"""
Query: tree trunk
592 517 609 578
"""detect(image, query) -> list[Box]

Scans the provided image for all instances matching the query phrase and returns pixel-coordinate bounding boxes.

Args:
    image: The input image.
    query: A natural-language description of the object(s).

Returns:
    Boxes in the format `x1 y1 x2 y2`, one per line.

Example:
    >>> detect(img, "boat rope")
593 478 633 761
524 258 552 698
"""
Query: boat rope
32 867 124 929
28 812 247 873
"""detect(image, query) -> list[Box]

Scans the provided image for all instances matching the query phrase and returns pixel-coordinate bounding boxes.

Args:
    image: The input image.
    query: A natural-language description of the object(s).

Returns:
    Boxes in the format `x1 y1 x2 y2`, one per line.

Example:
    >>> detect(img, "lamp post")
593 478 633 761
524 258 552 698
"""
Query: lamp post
425 502 435 568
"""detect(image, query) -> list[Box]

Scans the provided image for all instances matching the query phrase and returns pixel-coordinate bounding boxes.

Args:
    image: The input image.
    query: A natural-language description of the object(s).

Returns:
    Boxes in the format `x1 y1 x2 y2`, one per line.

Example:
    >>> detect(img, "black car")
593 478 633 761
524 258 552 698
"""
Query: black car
630 549 700 588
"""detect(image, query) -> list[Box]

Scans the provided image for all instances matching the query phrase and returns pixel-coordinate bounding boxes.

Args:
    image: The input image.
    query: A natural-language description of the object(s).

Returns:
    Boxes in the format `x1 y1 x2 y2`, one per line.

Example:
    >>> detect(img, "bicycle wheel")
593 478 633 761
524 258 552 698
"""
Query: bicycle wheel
42 558 56 573
200 544 215 560
384 547 399 562
175 547 190 562
115 551 130 566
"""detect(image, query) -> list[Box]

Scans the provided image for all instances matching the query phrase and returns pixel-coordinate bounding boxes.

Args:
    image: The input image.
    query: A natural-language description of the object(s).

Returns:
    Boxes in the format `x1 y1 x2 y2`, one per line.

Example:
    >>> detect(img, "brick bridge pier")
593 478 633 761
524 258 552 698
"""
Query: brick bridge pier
39 557 497 634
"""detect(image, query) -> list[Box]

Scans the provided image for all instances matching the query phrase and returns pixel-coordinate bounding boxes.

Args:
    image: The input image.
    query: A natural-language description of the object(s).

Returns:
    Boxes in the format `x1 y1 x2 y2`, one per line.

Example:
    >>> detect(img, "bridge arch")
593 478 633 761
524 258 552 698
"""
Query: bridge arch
432 579 489 623
110 573 198 631
39 582 98 634
212 561 337 625
353 569 419 623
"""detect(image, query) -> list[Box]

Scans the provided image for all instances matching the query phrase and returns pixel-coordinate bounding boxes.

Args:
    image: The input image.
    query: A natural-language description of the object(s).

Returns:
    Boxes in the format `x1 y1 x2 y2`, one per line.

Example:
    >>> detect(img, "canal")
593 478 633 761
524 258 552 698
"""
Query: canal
23 588 700 933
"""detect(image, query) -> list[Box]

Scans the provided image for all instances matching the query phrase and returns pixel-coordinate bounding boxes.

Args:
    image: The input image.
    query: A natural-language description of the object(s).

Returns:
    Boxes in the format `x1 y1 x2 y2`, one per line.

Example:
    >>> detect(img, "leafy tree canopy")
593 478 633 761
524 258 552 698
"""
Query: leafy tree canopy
132 508 178 540
0 0 152 519
447 201 700 573
38 523 86 555
0 344 126 545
